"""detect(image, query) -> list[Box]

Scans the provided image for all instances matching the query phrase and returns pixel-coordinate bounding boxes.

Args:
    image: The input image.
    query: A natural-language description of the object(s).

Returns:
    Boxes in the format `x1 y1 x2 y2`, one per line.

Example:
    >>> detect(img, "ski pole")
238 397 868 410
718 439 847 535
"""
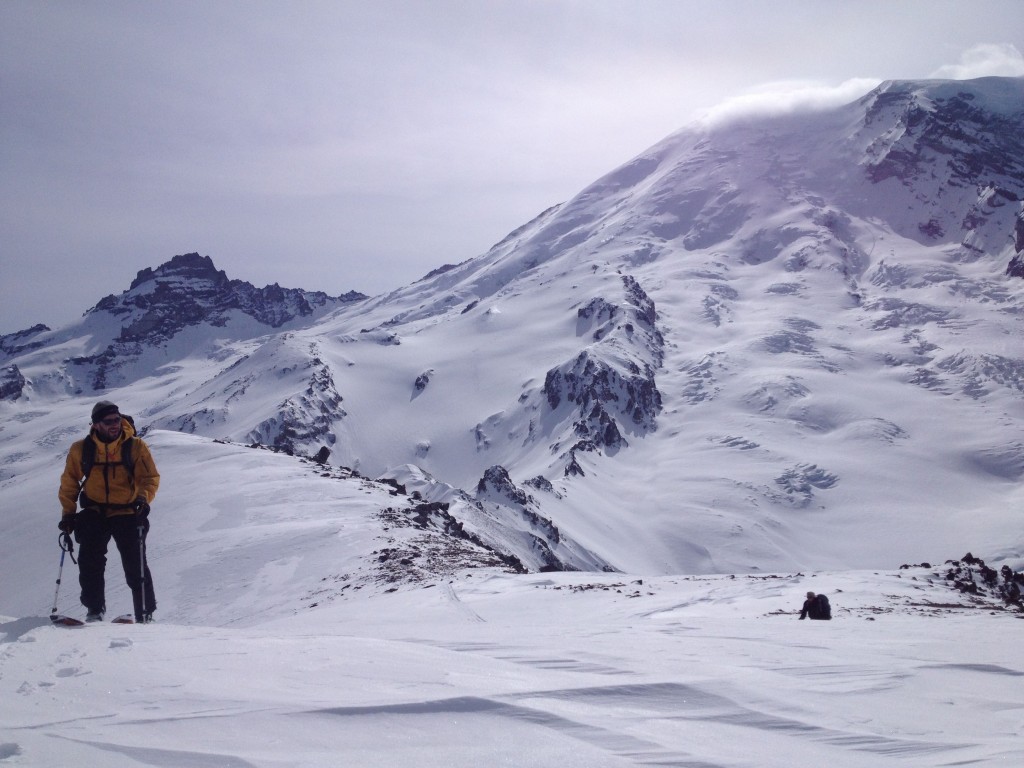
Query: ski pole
50 532 76 619
138 521 147 620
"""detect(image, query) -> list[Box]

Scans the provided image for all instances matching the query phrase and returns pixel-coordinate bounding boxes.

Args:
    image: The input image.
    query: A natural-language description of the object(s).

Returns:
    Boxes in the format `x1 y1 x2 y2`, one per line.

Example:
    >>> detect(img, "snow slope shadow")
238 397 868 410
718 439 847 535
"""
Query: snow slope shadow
306 680 972 764
0 616 53 643
55 736 259 768
305 695 684 764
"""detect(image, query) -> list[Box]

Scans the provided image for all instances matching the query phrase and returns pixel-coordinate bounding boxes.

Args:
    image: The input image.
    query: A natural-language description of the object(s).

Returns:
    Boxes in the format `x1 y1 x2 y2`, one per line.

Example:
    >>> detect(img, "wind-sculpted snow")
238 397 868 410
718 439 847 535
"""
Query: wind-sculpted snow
742 376 810 413
2 560 1023 767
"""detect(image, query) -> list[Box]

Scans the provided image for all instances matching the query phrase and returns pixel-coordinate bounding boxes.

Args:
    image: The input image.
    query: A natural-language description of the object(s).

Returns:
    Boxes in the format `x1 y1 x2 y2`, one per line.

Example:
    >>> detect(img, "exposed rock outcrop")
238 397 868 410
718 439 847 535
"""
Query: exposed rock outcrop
543 275 664 474
68 253 366 391
0 324 50 360
247 352 346 454
0 364 26 401
103 253 366 344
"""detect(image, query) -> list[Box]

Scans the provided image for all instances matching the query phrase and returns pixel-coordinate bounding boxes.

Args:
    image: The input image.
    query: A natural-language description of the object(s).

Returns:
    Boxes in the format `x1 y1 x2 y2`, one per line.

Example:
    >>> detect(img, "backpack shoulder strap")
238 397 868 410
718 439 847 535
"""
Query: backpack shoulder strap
79 434 135 481
79 435 96 482
121 436 136 475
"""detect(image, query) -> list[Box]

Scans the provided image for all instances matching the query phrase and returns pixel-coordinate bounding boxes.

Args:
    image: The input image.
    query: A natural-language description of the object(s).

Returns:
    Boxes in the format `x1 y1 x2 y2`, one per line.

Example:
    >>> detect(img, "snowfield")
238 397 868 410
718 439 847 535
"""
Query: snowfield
3 567 1022 767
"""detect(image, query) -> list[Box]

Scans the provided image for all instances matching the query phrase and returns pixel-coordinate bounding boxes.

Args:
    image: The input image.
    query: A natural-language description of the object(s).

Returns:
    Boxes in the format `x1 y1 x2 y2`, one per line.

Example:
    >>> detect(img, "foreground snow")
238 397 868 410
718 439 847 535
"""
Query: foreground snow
2 426 1022 766
3 568 1022 768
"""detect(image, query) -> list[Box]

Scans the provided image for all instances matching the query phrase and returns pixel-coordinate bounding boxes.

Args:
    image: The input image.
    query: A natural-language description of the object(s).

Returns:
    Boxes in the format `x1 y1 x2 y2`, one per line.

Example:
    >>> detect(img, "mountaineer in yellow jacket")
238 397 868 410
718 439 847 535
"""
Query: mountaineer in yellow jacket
58 401 160 623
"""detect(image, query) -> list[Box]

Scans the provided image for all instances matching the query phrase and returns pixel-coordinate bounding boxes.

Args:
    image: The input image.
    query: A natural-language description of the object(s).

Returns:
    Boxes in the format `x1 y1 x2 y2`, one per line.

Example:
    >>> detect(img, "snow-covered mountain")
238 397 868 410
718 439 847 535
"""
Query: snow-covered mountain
2 77 1023 581
3 76 1024 768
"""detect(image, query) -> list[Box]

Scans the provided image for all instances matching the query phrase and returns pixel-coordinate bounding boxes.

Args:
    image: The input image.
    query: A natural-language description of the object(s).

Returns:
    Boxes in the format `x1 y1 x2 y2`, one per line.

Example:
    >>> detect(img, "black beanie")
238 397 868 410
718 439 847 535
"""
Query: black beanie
91 401 120 423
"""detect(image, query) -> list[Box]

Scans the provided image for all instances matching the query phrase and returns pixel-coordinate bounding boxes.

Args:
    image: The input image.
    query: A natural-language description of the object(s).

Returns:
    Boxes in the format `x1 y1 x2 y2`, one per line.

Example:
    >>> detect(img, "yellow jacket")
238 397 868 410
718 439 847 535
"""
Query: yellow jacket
59 419 160 518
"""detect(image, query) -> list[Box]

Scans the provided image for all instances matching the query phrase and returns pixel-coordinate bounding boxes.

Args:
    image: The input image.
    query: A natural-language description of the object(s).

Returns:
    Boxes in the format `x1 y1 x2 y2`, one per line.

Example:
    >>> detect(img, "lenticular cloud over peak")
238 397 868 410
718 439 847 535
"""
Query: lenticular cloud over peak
930 42 1024 79
697 77 882 127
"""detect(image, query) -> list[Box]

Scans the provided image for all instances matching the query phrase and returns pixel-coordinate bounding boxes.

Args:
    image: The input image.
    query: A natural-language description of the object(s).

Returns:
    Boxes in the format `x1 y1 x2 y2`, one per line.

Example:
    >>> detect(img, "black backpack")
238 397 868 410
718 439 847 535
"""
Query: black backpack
812 593 832 620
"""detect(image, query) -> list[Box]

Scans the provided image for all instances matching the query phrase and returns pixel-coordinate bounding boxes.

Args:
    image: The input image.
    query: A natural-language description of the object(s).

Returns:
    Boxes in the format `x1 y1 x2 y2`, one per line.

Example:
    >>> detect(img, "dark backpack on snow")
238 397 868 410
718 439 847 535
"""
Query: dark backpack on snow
811 593 832 620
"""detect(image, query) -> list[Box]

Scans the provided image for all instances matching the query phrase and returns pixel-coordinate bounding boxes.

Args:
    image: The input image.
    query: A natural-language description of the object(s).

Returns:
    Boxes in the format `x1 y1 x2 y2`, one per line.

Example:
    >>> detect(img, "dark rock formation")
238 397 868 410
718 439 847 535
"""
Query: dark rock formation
476 465 534 506
1008 212 1024 277
0 324 49 360
414 370 431 393
67 253 365 391
524 475 561 498
0 364 26 400
860 81 1024 261
941 552 1024 612
543 275 664 473
249 354 346 454
377 501 527 581
103 253 367 344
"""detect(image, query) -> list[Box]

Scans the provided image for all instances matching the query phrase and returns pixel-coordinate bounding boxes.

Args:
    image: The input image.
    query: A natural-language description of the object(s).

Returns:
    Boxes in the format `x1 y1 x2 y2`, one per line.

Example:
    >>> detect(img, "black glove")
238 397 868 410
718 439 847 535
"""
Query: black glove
134 499 151 518
58 516 75 534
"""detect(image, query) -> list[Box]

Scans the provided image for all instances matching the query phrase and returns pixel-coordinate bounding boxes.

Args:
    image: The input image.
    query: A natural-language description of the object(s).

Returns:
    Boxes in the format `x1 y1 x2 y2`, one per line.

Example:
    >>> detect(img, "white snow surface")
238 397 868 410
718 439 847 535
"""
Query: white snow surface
2 77 1024 765
1 434 1022 767
2 460 1023 768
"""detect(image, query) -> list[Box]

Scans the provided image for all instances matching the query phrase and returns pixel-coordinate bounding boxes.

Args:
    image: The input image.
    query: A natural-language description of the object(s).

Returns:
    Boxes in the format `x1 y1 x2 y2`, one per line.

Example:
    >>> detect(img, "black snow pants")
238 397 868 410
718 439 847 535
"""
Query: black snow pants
75 508 156 620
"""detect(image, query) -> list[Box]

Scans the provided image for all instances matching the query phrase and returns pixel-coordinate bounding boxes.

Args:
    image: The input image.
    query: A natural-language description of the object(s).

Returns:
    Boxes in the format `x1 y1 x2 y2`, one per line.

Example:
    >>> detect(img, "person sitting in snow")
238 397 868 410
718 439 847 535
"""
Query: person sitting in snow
799 591 831 620
57 401 160 623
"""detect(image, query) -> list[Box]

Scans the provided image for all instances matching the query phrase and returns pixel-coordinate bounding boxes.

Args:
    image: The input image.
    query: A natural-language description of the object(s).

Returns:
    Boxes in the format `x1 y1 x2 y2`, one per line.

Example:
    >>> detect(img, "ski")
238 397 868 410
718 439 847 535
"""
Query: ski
50 613 136 626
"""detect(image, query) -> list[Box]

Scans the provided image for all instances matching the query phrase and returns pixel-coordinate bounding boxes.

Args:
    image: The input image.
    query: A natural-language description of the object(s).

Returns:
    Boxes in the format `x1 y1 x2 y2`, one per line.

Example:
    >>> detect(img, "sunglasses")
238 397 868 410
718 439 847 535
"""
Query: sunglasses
98 416 122 426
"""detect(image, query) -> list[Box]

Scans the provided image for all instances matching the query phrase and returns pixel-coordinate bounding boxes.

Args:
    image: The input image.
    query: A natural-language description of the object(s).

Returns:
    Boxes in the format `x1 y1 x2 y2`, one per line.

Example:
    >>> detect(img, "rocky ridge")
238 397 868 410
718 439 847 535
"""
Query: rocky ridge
107 252 366 343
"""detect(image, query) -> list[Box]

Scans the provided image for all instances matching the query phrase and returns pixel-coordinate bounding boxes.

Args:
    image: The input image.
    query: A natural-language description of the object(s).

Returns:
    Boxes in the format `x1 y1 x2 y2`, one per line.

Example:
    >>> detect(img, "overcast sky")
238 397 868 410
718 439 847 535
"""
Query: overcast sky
2 1 1023 334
